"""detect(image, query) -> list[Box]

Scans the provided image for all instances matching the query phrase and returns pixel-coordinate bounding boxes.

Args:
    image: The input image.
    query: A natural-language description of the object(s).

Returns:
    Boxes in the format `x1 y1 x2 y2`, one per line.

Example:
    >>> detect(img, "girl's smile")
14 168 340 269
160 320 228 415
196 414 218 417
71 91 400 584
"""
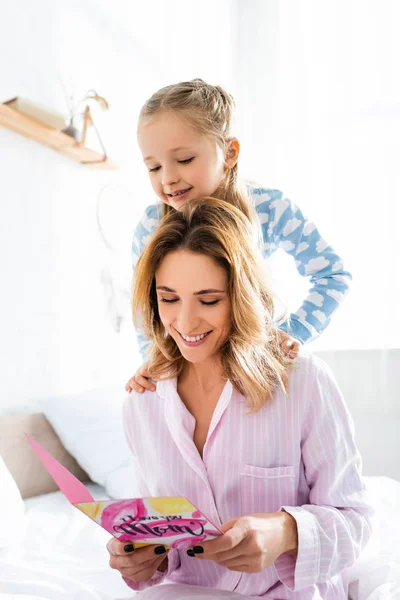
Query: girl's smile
166 187 193 204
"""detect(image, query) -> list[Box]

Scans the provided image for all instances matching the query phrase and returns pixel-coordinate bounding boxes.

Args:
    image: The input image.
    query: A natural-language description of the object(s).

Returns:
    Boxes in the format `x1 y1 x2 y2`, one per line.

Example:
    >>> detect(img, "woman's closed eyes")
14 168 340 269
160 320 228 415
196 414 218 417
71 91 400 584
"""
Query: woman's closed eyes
160 298 220 306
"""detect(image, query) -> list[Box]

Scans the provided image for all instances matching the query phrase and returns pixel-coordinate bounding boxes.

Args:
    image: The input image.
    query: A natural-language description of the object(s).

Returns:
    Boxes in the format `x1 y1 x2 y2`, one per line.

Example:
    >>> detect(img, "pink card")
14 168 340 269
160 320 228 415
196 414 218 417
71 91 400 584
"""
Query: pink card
25 434 222 549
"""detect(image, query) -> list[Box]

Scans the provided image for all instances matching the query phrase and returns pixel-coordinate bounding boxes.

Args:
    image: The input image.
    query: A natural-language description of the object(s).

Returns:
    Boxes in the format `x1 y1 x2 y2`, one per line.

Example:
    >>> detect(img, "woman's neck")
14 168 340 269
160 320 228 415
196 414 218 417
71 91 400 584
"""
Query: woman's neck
178 357 226 458
179 356 225 394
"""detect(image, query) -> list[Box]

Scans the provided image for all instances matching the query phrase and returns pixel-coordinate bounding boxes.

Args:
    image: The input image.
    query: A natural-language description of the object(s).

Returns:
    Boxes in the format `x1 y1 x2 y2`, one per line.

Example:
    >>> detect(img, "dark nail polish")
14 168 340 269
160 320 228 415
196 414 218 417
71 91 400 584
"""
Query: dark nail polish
124 544 134 553
154 545 166 555
186 549 195 557
193 546 204 554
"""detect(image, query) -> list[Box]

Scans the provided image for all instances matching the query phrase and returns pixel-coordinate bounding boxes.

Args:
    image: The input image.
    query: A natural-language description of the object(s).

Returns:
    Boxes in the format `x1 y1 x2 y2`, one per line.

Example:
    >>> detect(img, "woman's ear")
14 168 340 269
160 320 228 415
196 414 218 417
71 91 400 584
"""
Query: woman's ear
225 138 240 168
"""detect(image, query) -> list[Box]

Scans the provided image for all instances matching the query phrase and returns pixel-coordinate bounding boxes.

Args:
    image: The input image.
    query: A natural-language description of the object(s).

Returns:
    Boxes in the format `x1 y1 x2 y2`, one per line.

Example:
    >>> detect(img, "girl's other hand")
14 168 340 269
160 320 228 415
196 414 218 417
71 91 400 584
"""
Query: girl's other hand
277 329 300 359
125 361 156 393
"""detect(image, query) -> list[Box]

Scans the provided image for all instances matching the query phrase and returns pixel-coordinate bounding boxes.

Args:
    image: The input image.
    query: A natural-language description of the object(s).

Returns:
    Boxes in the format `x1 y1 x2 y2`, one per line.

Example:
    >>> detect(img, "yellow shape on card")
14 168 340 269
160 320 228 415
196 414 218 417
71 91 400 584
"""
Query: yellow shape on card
147 497 195 515
78 501 104 519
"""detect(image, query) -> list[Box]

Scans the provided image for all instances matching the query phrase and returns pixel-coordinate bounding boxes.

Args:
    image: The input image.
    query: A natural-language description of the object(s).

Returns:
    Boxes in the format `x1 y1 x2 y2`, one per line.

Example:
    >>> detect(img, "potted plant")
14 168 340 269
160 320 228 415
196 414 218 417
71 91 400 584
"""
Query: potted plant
63 89 109 143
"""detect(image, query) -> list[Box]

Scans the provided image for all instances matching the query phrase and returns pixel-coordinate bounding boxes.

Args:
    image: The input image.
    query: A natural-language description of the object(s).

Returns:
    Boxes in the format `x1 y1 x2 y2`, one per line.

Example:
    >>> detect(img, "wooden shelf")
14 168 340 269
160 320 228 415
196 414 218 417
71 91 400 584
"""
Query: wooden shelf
0 102 117 169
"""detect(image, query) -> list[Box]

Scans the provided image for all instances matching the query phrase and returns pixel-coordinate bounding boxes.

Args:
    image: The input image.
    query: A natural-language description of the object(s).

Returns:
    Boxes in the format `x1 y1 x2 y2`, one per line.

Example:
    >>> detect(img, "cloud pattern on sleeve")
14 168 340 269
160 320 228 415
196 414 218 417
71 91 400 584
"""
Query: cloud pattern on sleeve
252 186 352 343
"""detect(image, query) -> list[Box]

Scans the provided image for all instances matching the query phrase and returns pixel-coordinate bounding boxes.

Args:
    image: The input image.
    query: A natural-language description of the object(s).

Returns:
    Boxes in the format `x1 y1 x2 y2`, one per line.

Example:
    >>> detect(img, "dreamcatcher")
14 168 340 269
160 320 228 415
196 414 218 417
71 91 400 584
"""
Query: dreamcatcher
96 183 138 332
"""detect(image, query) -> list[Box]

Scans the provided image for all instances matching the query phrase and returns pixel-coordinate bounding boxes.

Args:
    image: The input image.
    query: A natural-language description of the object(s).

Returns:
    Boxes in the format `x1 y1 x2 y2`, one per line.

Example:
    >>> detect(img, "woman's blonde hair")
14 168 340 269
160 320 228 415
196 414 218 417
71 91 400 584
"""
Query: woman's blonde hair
132 197 290 412
138 78 258 230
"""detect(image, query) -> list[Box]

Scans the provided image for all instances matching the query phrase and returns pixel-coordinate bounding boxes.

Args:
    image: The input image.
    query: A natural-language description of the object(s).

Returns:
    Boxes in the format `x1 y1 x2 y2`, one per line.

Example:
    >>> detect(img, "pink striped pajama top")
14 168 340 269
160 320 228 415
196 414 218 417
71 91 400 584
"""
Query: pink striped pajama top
121 354 372 599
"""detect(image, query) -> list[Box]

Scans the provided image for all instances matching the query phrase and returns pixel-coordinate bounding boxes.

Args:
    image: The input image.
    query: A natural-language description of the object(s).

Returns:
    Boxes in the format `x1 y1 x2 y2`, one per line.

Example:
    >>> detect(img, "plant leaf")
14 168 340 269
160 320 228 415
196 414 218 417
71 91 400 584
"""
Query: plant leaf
83 89 109 110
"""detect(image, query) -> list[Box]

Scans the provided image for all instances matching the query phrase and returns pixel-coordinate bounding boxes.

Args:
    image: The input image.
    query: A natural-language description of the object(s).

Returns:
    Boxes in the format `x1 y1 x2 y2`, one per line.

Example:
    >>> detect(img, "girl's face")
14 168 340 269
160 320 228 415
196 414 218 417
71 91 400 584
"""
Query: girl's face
138 111 228 210
155 250 231 363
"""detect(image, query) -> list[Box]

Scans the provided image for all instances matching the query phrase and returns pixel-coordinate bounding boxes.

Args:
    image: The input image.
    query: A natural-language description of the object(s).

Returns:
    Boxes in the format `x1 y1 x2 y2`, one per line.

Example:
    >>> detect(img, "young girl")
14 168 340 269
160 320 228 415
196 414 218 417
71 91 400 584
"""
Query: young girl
127 78 352 393
108 198 371 599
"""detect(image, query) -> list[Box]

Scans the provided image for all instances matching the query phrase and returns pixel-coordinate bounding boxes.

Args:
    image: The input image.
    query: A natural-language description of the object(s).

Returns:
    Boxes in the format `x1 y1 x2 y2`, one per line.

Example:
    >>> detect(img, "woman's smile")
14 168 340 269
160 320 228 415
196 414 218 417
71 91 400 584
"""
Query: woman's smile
176 328 213 347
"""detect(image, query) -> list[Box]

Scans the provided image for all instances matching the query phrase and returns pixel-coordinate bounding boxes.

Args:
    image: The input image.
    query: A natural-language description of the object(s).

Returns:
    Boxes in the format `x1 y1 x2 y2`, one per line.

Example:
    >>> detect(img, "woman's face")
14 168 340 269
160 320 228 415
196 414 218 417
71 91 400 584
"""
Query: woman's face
138 111 227 211
155 250 231 363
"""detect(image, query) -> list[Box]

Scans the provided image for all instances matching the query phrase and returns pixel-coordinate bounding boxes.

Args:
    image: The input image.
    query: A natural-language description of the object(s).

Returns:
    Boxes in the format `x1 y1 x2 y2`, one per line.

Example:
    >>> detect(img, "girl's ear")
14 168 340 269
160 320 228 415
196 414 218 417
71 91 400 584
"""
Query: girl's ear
225 138 240 168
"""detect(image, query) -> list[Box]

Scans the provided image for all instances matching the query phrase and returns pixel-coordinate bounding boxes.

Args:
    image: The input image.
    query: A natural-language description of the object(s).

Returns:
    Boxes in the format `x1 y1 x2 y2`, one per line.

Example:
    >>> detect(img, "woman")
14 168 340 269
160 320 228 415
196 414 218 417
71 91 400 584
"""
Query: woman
107 198 371 599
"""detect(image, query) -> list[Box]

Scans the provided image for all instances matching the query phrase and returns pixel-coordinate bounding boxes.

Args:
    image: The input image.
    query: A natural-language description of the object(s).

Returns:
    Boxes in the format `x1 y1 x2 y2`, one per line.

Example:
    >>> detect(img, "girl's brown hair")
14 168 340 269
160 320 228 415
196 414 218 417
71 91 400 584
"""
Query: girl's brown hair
132 197 290 412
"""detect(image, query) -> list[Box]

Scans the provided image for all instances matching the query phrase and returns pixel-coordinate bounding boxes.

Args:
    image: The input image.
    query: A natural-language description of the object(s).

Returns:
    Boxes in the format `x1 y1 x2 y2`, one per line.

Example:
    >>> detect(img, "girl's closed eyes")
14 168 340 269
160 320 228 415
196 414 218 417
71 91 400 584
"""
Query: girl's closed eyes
148 157 195 172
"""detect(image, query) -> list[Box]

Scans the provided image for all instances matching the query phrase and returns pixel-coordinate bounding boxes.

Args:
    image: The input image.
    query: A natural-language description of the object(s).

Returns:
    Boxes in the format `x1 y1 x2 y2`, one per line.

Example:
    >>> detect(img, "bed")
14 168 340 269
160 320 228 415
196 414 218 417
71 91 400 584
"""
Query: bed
1 477 399 599
0 483 131 600
1 381 399 599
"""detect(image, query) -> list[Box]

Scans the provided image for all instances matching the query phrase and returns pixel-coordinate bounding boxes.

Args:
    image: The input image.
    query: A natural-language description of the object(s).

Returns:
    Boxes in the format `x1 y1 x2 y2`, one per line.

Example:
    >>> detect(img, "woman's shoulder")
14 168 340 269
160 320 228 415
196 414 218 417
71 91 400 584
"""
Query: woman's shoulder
285 353 342 419
123 377 176 415
123 386 162 417
288 352 336 388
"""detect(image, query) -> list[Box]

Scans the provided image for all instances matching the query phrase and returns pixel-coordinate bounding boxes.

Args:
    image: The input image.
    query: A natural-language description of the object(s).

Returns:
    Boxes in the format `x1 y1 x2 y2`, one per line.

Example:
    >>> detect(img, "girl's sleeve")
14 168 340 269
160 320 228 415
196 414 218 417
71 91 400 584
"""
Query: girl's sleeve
257 190 352 344
120 395 181 591
131 204 161 362
274 357 373 591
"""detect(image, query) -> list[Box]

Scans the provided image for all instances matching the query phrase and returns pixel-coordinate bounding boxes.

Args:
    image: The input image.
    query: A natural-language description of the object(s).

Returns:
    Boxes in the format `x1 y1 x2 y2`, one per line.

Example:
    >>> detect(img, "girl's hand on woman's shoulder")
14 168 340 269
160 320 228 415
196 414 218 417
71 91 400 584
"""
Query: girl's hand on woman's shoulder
277 329 300 359
186 512 298 573
125 361 156 394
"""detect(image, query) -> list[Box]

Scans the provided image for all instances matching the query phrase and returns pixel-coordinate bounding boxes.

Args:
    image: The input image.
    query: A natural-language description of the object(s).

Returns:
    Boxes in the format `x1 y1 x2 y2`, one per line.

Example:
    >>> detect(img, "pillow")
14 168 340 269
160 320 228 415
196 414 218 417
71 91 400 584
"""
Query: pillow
40 387 137 499
0 455 25 547
0 412 89 498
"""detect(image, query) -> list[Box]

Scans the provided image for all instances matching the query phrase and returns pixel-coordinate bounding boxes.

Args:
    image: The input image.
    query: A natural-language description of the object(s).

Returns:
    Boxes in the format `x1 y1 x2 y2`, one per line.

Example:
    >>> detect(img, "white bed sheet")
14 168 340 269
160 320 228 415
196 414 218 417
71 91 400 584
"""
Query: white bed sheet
347 476 400 600
0 478 399 600
0 483 134 600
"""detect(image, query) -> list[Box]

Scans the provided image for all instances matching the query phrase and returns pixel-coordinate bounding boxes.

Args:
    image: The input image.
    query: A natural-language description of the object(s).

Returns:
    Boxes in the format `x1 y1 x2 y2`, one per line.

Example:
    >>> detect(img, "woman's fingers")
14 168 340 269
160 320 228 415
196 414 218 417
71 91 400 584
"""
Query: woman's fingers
119 553 167 581
107 538 168 581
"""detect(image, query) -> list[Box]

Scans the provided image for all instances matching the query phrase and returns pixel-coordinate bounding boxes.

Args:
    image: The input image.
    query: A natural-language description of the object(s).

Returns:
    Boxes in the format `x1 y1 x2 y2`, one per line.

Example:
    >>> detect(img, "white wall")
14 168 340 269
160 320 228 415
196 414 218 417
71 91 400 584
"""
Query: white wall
0 0 237 413
315 349 400 480
233 0 400 352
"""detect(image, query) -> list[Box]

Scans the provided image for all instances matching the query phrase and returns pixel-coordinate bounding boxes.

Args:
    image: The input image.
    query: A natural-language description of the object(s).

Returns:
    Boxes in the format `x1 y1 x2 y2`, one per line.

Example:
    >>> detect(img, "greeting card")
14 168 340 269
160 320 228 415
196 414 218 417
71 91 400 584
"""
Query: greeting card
25 434 222 549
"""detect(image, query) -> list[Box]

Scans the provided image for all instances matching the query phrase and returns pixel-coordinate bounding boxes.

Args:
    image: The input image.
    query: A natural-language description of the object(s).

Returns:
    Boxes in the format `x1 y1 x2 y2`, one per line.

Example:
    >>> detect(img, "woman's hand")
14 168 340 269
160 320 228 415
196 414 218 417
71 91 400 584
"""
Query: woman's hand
125 361 156 393
277 329 301 359
187 512 298 573
107 538 169 582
